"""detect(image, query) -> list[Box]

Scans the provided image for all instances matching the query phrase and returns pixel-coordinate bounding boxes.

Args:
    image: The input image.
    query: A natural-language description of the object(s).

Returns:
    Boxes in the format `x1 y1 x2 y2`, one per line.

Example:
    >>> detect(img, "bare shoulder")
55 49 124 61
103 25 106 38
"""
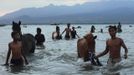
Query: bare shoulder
8 42 13 46
106 38 110 43
116 37 123 42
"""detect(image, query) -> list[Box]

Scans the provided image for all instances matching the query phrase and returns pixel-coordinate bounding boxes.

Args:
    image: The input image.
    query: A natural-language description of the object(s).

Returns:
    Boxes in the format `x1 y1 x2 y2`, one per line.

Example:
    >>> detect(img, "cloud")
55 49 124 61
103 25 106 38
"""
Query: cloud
0 0 101 8
3 0 132 16
0 0 101 16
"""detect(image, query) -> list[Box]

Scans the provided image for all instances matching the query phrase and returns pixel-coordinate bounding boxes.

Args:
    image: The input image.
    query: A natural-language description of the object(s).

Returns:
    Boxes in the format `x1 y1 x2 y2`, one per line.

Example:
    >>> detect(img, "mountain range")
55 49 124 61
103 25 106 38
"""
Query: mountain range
0 1 134 24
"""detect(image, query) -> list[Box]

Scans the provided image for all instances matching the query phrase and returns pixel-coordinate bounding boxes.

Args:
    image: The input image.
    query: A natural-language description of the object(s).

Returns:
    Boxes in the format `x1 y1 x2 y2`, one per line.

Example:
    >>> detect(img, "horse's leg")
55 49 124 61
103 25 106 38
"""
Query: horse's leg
90 54 102 66
95 58 103 66
91 57 97 65
29 41 35 53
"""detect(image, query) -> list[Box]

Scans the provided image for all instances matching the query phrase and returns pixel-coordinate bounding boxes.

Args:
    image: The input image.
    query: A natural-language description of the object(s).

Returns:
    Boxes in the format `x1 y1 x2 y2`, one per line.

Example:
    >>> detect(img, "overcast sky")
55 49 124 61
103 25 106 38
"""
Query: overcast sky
0 0 132 16
0 0 103 16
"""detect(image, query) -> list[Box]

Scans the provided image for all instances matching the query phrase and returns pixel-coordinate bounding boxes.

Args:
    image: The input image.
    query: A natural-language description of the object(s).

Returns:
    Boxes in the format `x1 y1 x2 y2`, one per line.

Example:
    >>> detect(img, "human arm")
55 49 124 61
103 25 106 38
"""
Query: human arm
52 32 54 39
42 34 45 42
76 31 80 38
5 43 11 65
61 28 66 36
21 47 28 65
95 40 109 58
121 39 128 59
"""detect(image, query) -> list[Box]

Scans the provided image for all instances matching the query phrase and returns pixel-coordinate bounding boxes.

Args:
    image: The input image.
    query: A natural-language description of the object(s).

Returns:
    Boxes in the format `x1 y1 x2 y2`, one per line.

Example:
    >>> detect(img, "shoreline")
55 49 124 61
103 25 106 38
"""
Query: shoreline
0 23 134 26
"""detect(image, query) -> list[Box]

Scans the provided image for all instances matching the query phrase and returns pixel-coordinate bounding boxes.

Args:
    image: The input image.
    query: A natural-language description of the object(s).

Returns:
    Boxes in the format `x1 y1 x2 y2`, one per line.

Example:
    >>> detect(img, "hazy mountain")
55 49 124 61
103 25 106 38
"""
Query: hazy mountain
0 1 134 24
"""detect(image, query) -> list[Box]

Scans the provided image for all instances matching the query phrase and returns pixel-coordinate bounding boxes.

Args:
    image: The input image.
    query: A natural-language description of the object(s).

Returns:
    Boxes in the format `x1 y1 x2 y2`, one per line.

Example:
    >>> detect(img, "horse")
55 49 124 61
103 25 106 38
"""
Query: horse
12 21 35 55
77 33 102 66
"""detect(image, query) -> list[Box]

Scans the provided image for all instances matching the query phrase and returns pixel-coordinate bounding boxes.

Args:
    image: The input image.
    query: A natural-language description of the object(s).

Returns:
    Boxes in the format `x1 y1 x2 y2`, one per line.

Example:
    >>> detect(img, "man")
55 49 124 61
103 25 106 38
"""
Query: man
95 26 128 66
90 25 95 33
35 28 45 46
52 26 62 40
61 23 71 40
5 31 28 66
71 27 80 39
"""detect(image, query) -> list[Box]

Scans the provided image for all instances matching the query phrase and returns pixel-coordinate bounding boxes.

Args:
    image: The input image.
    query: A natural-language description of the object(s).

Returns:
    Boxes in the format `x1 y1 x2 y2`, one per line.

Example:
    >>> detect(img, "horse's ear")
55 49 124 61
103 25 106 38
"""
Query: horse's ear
12 21 15 25
18 21 21 25
84 34 88 39
93 35 97 39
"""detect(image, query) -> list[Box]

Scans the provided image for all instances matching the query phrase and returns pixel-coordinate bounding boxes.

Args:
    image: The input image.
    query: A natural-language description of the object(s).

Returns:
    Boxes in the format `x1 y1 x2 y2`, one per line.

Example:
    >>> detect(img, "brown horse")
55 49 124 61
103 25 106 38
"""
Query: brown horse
77 33 102 66
12 21 35 55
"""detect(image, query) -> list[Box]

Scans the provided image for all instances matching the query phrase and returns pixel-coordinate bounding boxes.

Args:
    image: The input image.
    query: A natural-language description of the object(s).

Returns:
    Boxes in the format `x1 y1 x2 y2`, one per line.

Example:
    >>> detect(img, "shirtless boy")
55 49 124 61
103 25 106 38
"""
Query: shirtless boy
95 26 128 66
5 31 28 66
71 27 80 39
35 28 45 46
61 23 71 40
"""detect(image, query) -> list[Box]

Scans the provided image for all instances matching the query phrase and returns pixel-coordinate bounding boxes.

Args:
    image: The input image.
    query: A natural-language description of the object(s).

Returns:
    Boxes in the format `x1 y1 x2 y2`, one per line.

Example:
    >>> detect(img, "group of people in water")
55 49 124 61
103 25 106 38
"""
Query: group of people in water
78 25 128 66
4 22 128 68
91 22 122 33
52 23 80 40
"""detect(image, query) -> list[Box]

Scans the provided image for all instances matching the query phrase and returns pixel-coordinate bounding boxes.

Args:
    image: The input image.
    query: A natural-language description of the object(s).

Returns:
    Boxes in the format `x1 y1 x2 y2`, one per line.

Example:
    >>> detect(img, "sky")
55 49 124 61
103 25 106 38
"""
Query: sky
0 0 102 16
0 0 131 17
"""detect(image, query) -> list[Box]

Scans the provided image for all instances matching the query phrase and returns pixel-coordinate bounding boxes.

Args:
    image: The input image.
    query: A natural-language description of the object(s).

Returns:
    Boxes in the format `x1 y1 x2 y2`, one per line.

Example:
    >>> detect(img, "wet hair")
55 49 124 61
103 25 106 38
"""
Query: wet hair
37 28 41 32
67 23 70 27
108 26 117 31
11 31 19 38
56 26 60 31
72 27 75 29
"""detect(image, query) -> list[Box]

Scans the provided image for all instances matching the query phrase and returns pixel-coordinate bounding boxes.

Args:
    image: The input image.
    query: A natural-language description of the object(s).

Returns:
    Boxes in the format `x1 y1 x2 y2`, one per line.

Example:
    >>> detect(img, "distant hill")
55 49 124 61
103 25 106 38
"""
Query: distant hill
0 1 134 24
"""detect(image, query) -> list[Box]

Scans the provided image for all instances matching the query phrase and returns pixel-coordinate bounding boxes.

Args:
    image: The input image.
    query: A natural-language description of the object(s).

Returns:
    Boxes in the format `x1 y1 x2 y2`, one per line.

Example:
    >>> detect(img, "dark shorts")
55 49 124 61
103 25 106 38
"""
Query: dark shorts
56 35 62 40
65 35 70 39
11 58 23 65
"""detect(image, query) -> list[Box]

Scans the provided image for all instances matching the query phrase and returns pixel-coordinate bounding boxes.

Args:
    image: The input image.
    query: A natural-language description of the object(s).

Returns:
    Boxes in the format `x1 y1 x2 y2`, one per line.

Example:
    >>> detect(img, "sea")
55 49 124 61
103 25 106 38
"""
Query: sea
0 24 134 75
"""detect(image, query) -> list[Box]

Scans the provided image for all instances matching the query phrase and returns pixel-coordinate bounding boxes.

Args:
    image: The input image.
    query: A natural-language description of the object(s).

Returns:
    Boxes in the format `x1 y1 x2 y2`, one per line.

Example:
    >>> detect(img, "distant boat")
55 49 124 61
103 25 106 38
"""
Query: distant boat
0 24 6 27
50 23 60 25
129 25 132 27
76 26 82 28
23 25 27 28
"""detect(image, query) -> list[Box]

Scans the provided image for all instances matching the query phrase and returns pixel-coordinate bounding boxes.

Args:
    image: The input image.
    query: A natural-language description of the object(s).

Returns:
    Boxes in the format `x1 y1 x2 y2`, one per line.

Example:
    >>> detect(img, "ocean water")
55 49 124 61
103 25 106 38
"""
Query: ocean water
0 24 134 75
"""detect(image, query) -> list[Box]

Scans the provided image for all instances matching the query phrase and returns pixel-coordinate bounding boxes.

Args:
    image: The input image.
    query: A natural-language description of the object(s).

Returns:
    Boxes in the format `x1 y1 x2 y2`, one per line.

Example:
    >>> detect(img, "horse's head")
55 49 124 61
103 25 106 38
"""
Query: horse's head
12 21 21 34
84 33 97 42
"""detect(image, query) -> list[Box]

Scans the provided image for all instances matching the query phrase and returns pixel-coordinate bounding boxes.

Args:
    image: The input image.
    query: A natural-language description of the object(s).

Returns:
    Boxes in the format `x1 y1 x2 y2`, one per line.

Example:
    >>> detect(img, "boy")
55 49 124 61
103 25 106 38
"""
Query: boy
61 23 71 40
71 27 80 39
5 31 28 66
35 28 45 46
95 26 128 66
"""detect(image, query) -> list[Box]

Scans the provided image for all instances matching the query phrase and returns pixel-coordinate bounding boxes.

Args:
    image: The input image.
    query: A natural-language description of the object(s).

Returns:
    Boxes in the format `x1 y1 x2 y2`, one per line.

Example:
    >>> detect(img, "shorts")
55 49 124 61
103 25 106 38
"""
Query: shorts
11 58 23 65
65 35 70 39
